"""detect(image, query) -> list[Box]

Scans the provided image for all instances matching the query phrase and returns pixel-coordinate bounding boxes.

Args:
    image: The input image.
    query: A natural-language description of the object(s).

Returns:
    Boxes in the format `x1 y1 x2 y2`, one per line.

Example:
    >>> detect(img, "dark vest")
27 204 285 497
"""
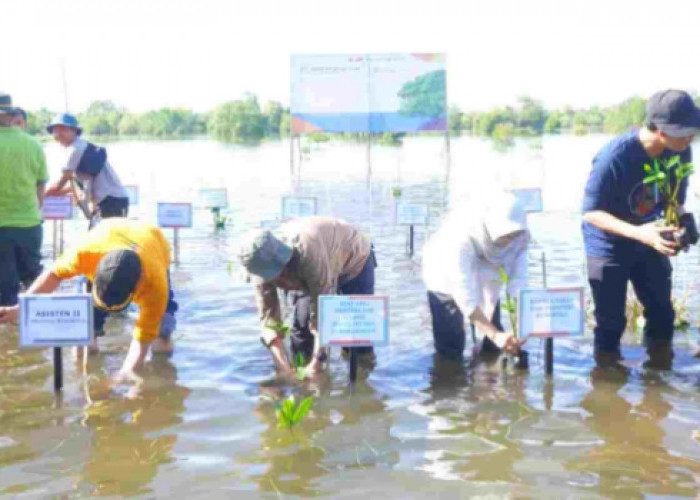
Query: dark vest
76 142 107 176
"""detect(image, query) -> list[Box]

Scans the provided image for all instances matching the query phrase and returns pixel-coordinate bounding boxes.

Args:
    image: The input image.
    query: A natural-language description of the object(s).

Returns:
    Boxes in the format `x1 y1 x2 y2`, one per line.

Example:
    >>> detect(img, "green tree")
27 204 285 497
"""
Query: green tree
515 95 546 133
263 101 284 136
398 70 447 118
448 106 464 133
208 94 267 143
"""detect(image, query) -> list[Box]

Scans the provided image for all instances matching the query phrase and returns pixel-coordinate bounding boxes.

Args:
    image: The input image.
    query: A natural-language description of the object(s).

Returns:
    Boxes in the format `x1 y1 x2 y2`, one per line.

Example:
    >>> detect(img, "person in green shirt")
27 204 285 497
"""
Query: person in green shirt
0 93 49 306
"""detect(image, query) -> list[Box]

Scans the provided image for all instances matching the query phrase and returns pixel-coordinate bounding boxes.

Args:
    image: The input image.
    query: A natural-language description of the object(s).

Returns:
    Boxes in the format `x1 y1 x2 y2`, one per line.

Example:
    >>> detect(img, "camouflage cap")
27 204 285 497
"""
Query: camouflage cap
238 230 293 281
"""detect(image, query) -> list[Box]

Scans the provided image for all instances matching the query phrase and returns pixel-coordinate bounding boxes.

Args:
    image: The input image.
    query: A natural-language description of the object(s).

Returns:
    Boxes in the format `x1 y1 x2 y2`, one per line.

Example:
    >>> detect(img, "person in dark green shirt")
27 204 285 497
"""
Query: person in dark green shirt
0 93 49 306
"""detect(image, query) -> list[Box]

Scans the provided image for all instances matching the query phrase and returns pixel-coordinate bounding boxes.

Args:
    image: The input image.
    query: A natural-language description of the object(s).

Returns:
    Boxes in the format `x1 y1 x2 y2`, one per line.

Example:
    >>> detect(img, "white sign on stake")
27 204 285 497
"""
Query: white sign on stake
518 287 584 339
124 185 139 206
19 294 93 348
199 188 228 209
319 295 389 347
511 188 543 213
157 203 193 228
395 202 429 225
42 196 73 220
282 196 317 219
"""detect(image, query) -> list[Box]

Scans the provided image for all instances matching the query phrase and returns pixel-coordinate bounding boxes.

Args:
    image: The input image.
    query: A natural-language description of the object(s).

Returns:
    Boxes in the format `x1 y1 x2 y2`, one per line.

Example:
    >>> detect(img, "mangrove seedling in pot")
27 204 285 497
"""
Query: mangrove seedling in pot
499 266 529 370
643 155 697 249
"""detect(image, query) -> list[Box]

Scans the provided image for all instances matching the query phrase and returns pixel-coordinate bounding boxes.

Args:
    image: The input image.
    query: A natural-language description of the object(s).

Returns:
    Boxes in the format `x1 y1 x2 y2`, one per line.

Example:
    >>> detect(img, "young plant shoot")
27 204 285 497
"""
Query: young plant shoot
643 155 694 227
276 394 313 431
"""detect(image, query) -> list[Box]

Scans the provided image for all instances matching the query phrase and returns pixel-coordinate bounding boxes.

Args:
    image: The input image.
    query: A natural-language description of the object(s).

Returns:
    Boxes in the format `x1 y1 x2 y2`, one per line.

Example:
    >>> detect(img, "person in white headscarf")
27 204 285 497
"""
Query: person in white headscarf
422 190 530 359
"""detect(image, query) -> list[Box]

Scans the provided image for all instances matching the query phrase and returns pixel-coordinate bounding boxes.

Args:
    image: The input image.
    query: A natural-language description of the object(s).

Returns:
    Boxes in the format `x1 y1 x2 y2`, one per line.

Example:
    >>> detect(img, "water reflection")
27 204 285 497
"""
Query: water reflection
574 368 700 498
77 358 190 496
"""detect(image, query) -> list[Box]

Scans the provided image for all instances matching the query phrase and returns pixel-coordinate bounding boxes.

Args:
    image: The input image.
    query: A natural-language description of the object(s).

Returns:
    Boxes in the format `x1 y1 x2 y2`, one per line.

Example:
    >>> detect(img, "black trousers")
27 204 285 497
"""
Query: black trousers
587 246 674 353
288 249 376 360
427 291 503 359
0 225 43 306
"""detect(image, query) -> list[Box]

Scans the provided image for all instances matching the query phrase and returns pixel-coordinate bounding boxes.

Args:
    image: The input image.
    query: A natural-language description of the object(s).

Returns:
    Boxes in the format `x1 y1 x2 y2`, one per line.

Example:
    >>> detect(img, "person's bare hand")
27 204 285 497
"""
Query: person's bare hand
303 358 324 379
635 222 679 256
0 306 19 324
492 332 524 355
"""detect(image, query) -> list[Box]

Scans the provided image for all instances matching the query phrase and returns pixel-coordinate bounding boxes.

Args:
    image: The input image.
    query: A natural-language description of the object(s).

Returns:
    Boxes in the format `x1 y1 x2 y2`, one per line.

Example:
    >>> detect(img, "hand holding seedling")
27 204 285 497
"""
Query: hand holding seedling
634 221 679 256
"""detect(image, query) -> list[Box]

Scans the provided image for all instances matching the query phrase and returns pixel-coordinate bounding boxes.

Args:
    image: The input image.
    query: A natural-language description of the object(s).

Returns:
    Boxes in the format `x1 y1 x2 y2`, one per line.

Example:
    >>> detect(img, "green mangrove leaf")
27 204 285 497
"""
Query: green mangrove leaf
499 266 508 285
643 163 653 174
292 396 313 425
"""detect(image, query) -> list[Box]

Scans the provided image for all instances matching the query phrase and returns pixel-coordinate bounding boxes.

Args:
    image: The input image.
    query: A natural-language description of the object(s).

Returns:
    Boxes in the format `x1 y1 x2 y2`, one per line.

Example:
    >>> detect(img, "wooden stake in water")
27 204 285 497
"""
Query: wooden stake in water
53 347 63 392
59 220 64 255
409 224 415 257
173 228 180 265
349 347 358 386
542 252 554 376
52 220 58 259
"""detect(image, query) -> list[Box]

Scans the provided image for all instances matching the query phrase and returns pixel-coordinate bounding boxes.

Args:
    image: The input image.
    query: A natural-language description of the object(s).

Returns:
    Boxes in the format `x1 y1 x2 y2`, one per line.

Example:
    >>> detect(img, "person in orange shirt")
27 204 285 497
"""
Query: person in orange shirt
0 218 178 378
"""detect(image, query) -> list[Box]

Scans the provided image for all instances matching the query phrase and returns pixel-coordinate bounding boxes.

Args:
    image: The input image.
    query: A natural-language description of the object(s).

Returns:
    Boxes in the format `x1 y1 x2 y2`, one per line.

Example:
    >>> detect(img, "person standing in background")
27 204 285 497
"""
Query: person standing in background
44 113 129 219
0 93 49 306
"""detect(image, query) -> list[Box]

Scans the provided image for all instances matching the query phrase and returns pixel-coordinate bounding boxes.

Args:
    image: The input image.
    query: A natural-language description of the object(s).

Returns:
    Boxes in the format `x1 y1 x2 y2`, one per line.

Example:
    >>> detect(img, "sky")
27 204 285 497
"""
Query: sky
3 0 699 114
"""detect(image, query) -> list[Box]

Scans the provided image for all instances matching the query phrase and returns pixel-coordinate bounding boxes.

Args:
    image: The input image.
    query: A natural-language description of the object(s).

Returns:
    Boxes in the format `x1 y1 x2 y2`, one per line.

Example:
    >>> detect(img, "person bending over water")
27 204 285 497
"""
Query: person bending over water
422 190 529 359
239 217 376 379
0 218 178 380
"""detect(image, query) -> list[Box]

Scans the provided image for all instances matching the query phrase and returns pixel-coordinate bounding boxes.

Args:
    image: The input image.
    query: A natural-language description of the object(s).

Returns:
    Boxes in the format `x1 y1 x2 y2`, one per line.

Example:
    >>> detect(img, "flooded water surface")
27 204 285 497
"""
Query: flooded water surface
3 136 700 498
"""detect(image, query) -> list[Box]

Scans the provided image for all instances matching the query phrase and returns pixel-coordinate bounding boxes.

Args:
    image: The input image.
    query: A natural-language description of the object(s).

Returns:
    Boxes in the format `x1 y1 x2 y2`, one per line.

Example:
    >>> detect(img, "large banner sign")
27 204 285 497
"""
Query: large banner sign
291 53 447 134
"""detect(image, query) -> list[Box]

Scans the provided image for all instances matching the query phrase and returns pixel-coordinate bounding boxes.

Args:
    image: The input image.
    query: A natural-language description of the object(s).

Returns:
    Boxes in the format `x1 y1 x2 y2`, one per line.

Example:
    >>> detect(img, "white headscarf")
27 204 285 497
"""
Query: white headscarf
472 192 530 265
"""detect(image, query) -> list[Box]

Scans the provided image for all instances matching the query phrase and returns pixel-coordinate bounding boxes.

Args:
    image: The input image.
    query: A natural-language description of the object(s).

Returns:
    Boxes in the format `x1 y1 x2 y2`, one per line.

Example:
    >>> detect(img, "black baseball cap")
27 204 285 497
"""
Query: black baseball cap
646 90 700 138
93 250 142 311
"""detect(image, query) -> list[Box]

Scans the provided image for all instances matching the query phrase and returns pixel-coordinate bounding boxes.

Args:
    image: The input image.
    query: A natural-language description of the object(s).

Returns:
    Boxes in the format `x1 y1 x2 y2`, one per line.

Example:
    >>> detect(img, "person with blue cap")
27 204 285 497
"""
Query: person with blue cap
45 113 129 219
583 89 700 370
0 93 49 307
239 217 376 378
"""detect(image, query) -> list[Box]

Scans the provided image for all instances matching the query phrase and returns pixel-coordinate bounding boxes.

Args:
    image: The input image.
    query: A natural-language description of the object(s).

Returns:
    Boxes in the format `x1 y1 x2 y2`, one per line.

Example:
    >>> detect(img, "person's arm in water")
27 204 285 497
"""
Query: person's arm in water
469 307 521 354
256 281 294 376
453 242 521 354
0 270 63 323
583 211 678 256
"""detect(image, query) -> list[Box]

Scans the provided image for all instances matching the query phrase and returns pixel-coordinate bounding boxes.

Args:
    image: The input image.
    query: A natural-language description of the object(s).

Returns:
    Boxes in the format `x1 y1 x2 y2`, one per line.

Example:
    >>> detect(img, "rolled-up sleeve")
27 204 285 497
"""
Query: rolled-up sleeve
451 242 481 319
256 281 282 345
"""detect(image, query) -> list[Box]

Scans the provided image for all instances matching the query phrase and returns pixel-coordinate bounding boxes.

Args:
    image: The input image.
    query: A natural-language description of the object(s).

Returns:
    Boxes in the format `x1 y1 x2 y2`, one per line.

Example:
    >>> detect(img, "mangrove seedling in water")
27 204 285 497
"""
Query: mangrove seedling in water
211 207 227 231
643 155 695 227
499 266 528 369
499 266 518 337
276 394 313 431
293 352 307 381
264 320 291 338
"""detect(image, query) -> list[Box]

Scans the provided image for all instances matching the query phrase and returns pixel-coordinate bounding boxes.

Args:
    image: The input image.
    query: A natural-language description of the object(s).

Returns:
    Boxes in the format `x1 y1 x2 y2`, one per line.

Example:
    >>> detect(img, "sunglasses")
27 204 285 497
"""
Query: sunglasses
92 289 134 312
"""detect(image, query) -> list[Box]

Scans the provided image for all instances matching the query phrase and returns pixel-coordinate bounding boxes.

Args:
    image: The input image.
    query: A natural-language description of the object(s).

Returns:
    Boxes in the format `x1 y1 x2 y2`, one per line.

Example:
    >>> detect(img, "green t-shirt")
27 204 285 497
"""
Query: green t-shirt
0 127 49 227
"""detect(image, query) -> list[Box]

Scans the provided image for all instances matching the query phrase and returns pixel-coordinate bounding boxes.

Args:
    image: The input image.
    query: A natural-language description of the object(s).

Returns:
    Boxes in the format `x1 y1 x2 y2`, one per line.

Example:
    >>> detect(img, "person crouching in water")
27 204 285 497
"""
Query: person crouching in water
0 219 178 380
239 217 376 379
422 191 530 359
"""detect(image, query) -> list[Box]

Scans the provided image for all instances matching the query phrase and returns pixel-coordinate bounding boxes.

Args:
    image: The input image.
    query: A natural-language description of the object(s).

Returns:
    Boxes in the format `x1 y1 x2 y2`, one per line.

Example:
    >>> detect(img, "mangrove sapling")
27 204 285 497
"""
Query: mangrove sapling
276 394 314 432
643 155 695 246
211 207 227 231
293 353 307 381
499 267 529 369
264 320 291 338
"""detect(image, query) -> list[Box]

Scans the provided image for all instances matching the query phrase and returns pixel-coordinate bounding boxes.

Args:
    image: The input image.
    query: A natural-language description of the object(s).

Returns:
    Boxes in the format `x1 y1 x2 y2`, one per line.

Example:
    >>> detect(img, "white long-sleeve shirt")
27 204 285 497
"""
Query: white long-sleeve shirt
422 194 529 321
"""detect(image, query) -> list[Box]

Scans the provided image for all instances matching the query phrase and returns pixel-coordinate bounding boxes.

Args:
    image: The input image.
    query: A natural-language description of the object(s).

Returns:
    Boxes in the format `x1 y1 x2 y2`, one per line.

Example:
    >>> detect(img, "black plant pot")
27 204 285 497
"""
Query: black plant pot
515 350 529 370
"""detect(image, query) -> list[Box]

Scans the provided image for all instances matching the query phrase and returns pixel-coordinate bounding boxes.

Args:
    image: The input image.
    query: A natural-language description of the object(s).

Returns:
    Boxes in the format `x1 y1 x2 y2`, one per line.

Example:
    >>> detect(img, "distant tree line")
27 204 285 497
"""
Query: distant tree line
24 92 699 145
449 93 700 145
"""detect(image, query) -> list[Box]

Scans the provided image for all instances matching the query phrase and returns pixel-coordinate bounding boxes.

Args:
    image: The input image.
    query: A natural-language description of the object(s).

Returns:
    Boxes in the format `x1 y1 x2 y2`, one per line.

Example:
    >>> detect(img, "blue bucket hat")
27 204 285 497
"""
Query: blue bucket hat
0 93 16 115
47 113 82 135
238 230 293 281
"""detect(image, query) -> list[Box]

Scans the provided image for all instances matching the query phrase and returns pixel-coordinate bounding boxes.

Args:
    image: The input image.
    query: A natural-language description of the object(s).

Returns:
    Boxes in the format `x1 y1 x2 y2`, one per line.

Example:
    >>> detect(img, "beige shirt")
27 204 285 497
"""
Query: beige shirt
256 217 371 345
